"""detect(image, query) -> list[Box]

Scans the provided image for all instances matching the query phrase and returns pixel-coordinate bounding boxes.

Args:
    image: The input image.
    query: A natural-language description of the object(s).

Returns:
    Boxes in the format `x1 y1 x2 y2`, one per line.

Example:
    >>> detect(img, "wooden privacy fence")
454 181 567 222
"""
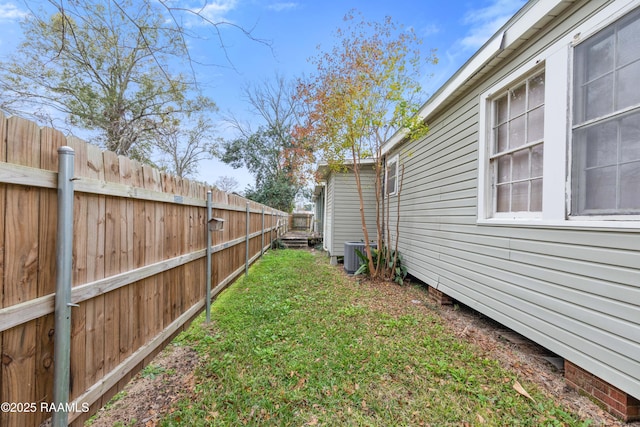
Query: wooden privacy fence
290 212 313 232
0 112 290 427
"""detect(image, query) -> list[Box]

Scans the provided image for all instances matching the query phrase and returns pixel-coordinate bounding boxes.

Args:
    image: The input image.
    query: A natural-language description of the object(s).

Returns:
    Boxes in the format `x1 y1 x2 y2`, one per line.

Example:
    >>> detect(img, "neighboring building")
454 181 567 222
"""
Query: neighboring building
380 0 640 421
316 160 378 264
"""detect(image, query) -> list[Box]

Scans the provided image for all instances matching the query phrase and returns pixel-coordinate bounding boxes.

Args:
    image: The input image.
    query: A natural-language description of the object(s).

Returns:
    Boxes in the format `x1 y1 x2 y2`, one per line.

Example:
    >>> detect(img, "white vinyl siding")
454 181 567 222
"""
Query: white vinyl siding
324 166 378 257
385 0 640 401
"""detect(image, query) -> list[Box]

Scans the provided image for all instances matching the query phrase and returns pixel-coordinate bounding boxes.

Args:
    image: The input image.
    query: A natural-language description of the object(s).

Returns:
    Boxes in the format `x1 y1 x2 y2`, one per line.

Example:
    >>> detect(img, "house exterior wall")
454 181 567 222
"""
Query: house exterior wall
325 165 378 257
385 0 640 405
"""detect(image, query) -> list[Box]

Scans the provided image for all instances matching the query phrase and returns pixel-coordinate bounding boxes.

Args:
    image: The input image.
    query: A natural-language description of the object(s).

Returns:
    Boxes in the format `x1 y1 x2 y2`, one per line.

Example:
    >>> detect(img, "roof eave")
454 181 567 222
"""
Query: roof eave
315 157 378 180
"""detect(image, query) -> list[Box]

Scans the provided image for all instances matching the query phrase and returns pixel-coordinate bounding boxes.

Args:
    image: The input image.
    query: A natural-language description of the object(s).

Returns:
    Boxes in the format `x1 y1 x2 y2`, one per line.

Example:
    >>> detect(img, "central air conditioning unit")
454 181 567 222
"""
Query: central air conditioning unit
344 241 377 274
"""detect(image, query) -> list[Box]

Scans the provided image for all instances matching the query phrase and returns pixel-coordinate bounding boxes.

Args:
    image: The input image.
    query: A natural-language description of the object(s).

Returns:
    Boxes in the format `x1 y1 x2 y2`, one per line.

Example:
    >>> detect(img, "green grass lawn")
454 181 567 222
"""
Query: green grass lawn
162 249 591 426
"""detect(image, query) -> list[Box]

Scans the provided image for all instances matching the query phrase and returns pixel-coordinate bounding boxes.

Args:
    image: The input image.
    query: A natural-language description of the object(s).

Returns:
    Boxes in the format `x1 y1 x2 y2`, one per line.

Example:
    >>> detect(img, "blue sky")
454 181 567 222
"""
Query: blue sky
0 0 527 191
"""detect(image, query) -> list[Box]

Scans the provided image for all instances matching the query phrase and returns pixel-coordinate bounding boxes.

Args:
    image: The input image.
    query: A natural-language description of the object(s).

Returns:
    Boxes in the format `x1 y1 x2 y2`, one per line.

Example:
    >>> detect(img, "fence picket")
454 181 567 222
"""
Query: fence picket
2 117 41 427
34 127 66 422
83 144 106 417
101 150 122 409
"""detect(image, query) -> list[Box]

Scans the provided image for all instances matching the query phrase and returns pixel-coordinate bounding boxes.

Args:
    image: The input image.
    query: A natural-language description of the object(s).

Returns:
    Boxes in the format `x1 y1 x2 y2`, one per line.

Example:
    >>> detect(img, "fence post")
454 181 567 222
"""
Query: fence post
206 191 212 323
245 202 250 277
52 147 75 427
261 207 265 256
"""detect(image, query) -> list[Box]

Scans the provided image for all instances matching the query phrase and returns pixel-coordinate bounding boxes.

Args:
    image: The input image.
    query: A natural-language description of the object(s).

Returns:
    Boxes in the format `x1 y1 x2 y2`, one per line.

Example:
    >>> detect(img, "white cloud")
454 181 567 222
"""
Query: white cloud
267 2 298 12
186 0 238 24
420 23 440 37
0 2 27 21
459 0 526 50
201 0 238 21
424 0 525 97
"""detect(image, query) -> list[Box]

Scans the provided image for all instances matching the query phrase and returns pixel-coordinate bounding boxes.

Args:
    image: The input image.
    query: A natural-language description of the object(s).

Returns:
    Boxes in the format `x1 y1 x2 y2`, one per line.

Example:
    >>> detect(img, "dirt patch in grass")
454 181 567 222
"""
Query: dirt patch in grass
87 251 638 427
86 345 198 427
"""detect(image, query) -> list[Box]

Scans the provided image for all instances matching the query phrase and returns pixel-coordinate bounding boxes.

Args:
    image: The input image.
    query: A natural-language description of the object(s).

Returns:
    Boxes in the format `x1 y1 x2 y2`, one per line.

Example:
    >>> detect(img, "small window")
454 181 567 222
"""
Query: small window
386 155 399 195
571 8 640 216
489 71 545 216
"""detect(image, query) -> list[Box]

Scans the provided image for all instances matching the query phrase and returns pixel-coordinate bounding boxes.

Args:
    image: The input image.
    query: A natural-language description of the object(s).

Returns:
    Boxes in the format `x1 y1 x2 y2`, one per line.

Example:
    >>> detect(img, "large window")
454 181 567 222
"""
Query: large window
489 71 545 216
571 8 640 216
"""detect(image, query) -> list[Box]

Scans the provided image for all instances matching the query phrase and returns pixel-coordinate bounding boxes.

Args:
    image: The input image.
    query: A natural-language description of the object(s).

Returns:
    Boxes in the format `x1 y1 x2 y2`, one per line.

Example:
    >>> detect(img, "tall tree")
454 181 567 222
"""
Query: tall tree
152 114 219 179
222 74 314 211
214 175 240 194
221 125 308 212
297 10 436 277
244 173 299 213
0 0 216 160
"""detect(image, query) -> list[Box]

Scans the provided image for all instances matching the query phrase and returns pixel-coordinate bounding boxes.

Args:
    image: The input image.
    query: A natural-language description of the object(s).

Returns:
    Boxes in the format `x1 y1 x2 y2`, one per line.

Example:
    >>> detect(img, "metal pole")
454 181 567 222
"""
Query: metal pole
261 207 265 256
206 191 212 323
52 146 75 427
245 202 250 276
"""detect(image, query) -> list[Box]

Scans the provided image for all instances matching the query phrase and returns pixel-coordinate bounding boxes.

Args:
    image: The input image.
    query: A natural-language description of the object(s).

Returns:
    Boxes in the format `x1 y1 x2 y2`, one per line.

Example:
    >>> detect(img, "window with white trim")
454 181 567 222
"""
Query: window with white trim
489 71 545 217
386 155 399 195
478 2 640 227
571 7 640 216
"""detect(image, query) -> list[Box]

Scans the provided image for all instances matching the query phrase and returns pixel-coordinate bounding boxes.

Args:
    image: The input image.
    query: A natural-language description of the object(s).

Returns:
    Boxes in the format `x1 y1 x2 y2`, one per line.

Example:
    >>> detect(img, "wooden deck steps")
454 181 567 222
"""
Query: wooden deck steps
280 231 322 249
281 237 309 249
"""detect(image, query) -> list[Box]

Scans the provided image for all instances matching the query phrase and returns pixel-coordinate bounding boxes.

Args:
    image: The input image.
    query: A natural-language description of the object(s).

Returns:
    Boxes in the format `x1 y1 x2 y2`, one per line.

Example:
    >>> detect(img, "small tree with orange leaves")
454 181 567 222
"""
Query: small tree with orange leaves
297 10 436 278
